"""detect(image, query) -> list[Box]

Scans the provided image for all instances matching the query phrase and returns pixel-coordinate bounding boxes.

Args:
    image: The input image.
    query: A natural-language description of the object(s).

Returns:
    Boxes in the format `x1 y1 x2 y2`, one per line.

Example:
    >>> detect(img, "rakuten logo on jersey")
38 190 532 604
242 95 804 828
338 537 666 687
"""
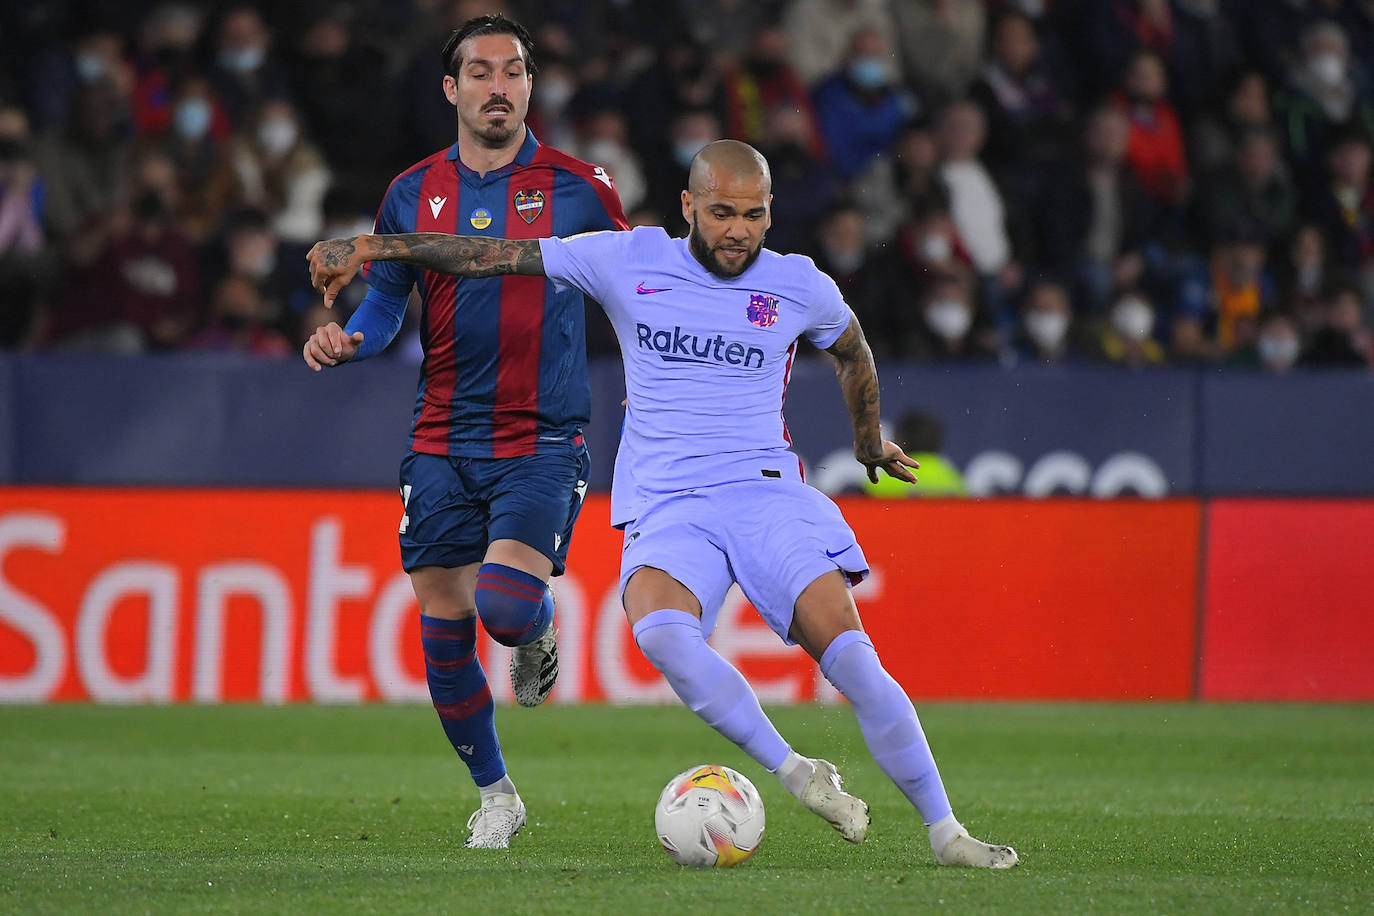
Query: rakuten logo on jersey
635 323 765 369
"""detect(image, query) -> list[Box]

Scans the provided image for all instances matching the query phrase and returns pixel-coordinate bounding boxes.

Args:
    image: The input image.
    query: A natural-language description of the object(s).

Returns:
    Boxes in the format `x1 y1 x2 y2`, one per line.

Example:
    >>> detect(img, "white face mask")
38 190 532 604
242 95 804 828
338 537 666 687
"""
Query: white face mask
1258 335 1300 369
1309 52 1346 87
256 118 297 156
673 138 709 168
583 138 625 167
172 98 212 141
926 299 972 340
918 233 952 263
234 245 277 279
1025 310 1069 350
219 45 265 74
1112 298 1154 341
536 77 575 113
824 246 864 274
75 52 107 83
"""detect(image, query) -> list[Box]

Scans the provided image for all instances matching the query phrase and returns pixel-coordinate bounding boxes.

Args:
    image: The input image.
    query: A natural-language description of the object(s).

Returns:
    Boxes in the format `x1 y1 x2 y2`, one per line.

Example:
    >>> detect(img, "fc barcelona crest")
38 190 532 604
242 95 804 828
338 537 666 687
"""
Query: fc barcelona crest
747 293 779 328
514 189 545 224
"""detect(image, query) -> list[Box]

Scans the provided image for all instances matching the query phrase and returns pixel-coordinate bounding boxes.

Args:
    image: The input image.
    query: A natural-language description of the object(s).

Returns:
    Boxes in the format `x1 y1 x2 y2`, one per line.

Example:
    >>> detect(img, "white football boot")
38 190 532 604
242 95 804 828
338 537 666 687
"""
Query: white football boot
463 792 527 849
799 758 870 843
935 829 1020 869
510 622 558 707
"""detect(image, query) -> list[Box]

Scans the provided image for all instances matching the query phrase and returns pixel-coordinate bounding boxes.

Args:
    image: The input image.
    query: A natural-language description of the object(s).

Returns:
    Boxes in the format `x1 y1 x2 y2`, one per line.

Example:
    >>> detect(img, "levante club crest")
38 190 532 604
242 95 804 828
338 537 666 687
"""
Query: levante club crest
747 293 779 328
514 189 545 223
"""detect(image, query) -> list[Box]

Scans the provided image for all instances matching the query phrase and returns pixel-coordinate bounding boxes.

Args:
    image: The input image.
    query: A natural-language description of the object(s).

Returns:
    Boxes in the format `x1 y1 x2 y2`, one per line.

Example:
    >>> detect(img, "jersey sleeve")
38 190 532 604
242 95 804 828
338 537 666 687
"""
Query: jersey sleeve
804 266 854 349
360 183 415 297
539 230 628 303
586 171 630 232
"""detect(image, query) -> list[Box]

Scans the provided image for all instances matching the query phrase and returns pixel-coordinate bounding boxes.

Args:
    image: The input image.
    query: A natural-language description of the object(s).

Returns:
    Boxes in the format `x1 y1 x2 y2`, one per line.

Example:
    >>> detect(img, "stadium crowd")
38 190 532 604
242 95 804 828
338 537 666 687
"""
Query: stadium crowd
2 0 1373 371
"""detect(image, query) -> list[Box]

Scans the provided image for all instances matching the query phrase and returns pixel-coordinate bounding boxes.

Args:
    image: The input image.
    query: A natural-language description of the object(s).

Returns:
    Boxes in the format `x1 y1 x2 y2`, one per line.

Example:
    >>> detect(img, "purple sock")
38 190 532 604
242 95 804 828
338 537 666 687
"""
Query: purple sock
820 630 953 824
633 609 790 771
420 614 505 786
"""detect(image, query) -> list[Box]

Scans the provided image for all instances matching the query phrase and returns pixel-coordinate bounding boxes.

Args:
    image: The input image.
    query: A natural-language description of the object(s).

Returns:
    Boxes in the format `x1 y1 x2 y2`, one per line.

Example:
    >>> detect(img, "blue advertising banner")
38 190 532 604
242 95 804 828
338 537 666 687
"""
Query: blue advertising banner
0 354 1369 496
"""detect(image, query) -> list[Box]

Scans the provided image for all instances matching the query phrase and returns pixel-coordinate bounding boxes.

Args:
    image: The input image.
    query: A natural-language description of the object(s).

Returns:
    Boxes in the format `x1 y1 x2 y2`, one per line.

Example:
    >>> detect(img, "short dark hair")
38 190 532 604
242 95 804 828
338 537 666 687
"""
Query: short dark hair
441 13 537 77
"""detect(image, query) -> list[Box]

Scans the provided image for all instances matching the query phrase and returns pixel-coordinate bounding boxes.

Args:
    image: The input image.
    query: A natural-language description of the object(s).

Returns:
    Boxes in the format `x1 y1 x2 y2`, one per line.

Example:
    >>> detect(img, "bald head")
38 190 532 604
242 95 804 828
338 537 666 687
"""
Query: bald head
681 140 773 278
688 139 771 195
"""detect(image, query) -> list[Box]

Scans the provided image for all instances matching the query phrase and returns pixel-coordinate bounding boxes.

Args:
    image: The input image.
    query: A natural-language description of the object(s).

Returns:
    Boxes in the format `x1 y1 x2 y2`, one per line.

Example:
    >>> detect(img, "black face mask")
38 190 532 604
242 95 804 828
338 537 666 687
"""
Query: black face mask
748 57 782 79
219 313 253 332
133 189 167 222
0 138 28 162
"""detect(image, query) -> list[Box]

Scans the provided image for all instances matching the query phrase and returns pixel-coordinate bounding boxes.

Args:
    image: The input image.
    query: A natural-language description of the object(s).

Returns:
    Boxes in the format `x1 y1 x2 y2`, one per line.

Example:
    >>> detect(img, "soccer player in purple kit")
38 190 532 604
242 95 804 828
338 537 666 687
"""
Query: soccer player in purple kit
302 14 627 850
308 140 1017 869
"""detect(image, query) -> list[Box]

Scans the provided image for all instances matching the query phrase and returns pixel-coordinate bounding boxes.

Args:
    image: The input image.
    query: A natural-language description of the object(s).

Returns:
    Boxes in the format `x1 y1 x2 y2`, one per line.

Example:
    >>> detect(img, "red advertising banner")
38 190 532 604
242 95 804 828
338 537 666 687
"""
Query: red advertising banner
1199 500 1374 701
0 490 1204 703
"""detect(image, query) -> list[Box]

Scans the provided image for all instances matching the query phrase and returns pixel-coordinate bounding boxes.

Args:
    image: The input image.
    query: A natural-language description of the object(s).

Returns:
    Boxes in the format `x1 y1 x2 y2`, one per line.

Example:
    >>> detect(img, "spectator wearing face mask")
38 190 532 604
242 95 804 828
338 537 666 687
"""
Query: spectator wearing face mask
643 108 721 229
48 151 202 352
891 189 976 296
187 272 291 357
153 74 238 241
808 201 901 358
1094 291 1166 368
907 271 999 363
231 97 330 244
812 27 920 182
31 27 135 134
1006 278 1082 366
210 5 291 126
1230 310 1302 373
758 104 839 255
1274 20 1374 193
722 24 822 158
130 3 211 138
573 109 647 215
783 0 899 88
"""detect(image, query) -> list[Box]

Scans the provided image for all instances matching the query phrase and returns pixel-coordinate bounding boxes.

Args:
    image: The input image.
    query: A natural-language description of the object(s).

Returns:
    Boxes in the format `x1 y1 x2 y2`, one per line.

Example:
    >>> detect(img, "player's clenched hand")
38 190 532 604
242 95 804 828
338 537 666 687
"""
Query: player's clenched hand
306 235 372 308
858 439 919 485
302 321 364 371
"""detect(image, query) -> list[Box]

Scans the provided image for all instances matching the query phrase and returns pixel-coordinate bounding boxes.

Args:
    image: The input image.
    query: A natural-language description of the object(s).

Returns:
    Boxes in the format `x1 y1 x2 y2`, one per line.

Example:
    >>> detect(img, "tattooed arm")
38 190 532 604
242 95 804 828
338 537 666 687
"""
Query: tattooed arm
306 233 544 307
825 311 919 484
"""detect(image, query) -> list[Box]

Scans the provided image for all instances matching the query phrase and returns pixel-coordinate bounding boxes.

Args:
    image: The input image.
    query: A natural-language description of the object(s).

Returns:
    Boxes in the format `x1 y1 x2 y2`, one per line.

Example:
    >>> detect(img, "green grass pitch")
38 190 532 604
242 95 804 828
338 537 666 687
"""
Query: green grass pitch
2 703 1371 914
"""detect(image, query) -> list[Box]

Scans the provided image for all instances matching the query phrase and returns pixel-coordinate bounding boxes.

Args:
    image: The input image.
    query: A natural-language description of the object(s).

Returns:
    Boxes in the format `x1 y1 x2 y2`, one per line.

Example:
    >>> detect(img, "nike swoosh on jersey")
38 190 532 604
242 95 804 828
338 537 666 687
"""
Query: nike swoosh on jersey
636 283 671 294
825 545 854 558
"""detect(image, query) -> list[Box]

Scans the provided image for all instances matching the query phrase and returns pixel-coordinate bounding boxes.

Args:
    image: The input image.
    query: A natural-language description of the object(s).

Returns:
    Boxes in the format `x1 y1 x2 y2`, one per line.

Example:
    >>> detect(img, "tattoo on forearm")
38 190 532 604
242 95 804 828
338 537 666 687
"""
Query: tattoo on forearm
374 233 545 278
826 315 883 456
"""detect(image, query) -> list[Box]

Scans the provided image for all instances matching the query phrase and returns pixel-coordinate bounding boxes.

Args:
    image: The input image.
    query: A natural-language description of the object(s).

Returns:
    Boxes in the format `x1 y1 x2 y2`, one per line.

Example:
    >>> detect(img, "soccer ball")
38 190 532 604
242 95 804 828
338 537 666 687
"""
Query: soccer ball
654 764 765 867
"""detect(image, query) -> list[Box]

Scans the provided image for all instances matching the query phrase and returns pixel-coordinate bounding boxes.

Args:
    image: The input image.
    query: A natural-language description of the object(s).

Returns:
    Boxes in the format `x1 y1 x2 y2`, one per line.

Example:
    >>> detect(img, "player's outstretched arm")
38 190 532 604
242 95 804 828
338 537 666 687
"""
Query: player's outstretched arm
307 233 546 306
825 312 919 485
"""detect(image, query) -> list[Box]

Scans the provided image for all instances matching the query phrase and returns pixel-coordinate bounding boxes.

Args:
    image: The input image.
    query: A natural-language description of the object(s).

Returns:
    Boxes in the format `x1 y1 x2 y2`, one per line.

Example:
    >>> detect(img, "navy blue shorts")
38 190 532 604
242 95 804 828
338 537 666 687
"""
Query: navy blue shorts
397 443 591 574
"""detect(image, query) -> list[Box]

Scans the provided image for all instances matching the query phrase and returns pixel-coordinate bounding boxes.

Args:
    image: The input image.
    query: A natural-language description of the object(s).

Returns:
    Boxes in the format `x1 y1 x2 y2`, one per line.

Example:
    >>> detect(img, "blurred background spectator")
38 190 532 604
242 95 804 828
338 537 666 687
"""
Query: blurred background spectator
864 408 967 498
0 0 1364 376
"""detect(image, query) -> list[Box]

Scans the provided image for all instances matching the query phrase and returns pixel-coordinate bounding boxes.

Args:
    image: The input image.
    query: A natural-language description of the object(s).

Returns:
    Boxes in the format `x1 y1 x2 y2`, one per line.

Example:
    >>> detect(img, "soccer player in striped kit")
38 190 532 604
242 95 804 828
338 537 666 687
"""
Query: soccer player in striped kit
308 140 1018 869
303 14 627 849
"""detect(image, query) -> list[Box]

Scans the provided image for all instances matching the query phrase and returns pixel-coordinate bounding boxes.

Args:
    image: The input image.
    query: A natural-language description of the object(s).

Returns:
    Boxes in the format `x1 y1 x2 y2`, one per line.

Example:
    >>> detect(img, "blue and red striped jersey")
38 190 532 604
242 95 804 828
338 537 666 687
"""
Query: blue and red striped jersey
365 130 628 458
